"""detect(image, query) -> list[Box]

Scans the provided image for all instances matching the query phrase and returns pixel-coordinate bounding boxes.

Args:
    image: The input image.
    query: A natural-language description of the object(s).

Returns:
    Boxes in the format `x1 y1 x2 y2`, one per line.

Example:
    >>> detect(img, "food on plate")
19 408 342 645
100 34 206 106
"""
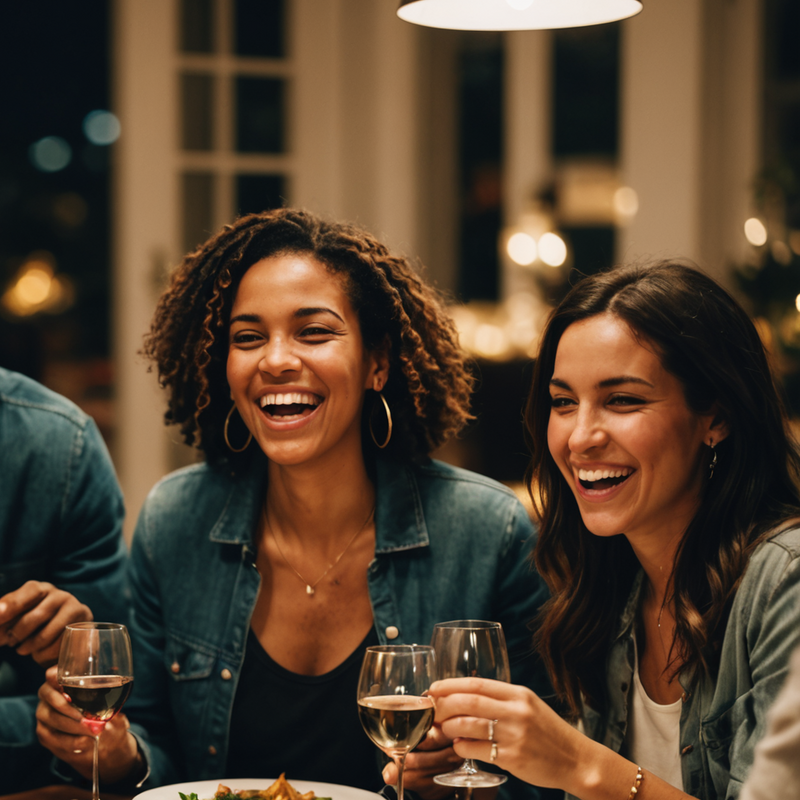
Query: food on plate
178 773 332 800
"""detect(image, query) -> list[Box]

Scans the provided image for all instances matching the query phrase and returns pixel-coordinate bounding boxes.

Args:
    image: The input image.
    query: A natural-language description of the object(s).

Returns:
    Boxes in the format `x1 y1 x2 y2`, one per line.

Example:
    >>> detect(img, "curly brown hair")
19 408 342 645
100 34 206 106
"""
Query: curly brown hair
142 208 474 469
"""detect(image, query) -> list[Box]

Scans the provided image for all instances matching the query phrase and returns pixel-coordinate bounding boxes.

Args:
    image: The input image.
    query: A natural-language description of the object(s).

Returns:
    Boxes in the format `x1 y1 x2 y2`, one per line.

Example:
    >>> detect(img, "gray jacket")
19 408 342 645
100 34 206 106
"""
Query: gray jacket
578 527 800 800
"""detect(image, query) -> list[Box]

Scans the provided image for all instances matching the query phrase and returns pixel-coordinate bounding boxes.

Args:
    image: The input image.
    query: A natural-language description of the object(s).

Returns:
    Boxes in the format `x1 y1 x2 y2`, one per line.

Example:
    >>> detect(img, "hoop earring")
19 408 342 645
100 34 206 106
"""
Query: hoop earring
369 391 392 449
708 442 718 480
224 403 253 453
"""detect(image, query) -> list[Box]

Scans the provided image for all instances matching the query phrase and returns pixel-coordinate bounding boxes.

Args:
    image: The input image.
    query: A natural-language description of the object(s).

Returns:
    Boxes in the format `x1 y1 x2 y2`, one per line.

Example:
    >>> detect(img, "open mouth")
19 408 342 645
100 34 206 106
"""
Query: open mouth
577 467 634 490
259 391 322 421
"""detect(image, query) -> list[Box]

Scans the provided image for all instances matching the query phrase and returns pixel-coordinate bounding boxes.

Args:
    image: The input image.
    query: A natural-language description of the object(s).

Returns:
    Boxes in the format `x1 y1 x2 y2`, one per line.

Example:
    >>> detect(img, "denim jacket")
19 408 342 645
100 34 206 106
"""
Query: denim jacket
0 367 128 792
126 456 551 797
577 527 800 800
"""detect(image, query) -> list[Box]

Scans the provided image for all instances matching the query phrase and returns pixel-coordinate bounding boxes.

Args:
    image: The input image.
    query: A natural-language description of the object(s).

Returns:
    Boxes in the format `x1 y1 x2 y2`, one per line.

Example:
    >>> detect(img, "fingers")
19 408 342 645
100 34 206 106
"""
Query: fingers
38 679 87 730
25 594 93 665
414 725 454 751
429 678 517 701
0 582 92 664
0 581 49 645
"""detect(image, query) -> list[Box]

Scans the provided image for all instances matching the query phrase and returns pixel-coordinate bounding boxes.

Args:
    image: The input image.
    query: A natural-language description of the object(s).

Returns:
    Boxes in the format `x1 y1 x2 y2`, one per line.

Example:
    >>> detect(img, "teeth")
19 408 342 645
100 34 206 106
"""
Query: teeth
577 467 632 482
259 392 320 408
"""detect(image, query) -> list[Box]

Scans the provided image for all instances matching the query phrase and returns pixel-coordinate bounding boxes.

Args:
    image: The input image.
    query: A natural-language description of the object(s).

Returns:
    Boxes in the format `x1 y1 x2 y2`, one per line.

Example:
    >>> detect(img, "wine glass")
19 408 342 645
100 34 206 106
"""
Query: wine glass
357 645 436 800
57 622 134 800
431 619 510 788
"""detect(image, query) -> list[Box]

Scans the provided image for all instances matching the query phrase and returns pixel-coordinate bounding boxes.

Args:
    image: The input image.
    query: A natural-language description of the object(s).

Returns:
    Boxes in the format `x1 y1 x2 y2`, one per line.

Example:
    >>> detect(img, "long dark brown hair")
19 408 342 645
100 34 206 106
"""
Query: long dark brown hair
526 261 800 718
142 208 474 470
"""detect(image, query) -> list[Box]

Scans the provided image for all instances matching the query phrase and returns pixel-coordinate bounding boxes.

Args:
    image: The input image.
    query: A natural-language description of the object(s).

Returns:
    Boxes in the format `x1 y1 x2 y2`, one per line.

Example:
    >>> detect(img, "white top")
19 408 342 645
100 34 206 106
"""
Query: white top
627 639 683 789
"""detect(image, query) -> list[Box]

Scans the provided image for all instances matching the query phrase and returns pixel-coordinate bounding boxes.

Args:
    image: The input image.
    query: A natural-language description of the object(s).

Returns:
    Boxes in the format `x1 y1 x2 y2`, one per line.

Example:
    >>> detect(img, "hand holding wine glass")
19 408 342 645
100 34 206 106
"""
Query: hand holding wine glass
430 620 510 789
358 645 436 800
57 622 133 800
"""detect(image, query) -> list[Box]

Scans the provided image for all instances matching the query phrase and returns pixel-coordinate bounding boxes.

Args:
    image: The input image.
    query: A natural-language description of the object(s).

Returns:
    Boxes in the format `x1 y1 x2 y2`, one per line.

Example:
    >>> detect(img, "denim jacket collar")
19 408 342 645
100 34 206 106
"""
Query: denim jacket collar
204 456 431 553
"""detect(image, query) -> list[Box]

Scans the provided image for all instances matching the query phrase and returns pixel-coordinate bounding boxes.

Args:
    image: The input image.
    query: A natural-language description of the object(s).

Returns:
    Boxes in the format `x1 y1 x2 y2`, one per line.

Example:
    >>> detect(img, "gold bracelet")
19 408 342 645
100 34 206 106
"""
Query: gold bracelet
628 766 644 800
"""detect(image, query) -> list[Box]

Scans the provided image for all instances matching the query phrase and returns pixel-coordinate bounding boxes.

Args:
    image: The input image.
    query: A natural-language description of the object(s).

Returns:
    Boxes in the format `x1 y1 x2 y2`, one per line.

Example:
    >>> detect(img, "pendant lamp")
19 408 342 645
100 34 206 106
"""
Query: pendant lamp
397 0 643 31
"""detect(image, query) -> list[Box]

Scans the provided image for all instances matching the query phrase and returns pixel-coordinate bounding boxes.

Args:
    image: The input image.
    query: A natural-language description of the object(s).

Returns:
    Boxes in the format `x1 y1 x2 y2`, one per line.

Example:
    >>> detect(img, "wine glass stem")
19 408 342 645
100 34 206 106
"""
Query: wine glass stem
394 751 409 800
92 734 100 800
462 758 479 776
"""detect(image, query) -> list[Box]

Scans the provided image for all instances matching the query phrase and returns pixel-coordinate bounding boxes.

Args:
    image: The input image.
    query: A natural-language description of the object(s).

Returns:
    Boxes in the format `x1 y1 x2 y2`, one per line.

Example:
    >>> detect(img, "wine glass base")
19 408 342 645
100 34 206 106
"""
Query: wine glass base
434 771 508 788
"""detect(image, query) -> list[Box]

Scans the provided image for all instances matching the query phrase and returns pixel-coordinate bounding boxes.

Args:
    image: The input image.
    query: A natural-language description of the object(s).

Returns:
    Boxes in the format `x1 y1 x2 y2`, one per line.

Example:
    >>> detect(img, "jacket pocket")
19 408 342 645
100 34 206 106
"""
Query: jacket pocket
163 632 217 737
702 702 736 795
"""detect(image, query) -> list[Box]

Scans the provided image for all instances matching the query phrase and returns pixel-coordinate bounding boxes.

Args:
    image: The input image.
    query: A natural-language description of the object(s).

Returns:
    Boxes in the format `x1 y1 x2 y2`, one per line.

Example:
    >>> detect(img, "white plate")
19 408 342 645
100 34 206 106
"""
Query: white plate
134 778 382 800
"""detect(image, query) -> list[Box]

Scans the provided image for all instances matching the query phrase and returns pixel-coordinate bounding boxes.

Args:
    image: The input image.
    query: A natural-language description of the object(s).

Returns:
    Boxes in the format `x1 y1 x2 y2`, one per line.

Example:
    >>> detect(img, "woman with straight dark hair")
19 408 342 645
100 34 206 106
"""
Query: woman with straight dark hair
430 261 800 799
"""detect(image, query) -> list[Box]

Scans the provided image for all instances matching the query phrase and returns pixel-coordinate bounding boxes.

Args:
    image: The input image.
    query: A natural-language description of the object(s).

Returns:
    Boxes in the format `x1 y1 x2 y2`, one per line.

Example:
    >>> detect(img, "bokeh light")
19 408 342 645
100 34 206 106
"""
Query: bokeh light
744 217 768 246
1 254 75 317
538 232 567 267
83 110 121 145
29 136 72 172
613 186 639 220
507 232 537 266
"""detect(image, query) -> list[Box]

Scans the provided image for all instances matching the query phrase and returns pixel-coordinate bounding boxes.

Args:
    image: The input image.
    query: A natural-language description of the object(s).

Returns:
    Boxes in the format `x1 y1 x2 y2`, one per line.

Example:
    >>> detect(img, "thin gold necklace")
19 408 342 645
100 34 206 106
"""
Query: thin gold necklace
264 503 375 597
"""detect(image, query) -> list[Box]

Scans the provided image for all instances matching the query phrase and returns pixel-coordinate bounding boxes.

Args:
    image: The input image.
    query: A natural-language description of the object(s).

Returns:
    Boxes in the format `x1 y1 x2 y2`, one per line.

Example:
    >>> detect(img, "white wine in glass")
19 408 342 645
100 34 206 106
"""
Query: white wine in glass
357 645 436 800
57 622 134 800
431 619 510 788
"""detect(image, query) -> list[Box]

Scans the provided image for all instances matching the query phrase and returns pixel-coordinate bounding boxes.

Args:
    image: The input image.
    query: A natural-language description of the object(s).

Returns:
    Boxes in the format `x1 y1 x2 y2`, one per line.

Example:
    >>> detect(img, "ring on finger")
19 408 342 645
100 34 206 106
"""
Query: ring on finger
489 742 499 763
487 718 498 742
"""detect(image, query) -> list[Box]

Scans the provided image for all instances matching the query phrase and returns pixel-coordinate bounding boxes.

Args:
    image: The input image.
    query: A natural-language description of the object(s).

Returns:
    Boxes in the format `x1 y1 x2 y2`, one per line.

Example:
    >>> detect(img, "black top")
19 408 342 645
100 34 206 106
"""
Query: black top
227 626 383 791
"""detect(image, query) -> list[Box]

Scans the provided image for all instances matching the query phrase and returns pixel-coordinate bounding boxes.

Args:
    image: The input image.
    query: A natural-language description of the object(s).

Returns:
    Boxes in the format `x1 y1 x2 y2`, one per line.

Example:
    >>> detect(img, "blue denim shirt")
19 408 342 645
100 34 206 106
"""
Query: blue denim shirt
0 367 128 792
577 527 800 800
126 456 551 797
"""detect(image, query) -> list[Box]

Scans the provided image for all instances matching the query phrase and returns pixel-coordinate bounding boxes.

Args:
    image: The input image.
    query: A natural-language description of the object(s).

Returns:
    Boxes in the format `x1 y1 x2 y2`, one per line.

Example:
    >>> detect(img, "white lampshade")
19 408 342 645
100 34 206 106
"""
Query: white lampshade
397 0 643 31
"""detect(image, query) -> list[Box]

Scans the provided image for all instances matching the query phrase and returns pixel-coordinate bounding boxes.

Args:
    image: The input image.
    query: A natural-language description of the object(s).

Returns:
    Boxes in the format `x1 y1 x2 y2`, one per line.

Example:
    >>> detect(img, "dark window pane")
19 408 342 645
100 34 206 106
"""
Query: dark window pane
235 0 284 58
180 0 214 53
553 25 619 157
181 73 215 151
236 77 284 153
182 172 215 253
457 35 503 302
776 0 800 79
236 174 287 216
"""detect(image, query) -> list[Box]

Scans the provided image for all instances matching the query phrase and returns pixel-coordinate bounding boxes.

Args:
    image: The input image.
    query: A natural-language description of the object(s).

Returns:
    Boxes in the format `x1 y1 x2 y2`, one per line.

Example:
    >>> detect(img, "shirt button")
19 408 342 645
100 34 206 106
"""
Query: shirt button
221 668 232 680
171 662 180 674
208 745 217 755
385 626 399 640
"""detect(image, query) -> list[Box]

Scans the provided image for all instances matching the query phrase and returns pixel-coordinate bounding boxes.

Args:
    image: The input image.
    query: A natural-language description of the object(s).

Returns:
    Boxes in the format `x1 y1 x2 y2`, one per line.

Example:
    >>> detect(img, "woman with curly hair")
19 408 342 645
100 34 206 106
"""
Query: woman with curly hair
430 261 800 799
35 208 549 797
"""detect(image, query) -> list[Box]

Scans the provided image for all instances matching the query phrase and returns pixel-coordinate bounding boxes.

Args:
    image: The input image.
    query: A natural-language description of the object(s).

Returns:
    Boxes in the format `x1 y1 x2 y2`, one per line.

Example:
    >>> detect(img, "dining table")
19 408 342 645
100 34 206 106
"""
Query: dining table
0 788 135 800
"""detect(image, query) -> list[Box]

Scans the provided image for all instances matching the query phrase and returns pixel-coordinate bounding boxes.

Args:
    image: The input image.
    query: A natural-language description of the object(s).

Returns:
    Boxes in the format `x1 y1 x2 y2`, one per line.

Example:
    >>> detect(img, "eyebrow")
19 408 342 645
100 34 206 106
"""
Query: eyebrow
550 375 655 390
229 306 345 325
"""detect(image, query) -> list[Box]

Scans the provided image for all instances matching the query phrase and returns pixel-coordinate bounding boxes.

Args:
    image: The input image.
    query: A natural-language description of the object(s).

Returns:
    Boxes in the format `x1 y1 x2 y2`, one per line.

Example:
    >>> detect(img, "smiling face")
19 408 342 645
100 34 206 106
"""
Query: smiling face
226 252 386 469
546 313 724 547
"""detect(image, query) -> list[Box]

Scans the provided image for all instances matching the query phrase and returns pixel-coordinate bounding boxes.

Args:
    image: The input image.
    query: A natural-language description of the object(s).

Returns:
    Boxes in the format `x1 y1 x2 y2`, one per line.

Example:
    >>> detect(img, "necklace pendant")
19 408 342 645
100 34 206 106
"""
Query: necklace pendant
306 585 315 596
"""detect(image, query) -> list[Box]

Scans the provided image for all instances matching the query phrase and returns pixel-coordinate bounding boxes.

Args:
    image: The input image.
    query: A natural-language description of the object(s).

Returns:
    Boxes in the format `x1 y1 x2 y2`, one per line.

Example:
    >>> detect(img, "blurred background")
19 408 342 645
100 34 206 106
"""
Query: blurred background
1 0 798 536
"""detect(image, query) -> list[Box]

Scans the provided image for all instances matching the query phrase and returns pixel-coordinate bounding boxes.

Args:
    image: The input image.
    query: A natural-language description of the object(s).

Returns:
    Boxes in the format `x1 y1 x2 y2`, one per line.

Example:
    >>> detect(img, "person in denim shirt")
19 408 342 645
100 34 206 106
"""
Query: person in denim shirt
36 209 551 799
0 366 127 793
431 262 800 800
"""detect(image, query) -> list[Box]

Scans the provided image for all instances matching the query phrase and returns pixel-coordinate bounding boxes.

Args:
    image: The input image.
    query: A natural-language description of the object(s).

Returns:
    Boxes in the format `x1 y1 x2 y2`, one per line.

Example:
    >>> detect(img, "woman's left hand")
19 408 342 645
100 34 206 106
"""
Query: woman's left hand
429 677 585 793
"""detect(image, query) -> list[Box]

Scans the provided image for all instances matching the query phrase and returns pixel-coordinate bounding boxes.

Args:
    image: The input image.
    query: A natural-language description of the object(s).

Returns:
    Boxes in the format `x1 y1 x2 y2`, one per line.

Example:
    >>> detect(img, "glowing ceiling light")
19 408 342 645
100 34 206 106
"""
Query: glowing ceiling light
397 0 643 30
538 232 567 267
744 218 767 247
796 294 800 314
507 232 537 266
